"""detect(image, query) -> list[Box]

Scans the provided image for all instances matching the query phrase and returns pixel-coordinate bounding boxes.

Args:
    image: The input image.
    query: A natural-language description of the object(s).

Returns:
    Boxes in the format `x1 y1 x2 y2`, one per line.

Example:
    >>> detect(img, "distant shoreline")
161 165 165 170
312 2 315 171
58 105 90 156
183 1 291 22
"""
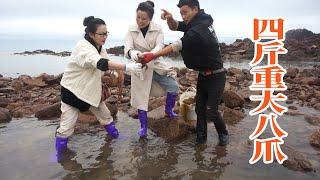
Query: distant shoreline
11 29 320 62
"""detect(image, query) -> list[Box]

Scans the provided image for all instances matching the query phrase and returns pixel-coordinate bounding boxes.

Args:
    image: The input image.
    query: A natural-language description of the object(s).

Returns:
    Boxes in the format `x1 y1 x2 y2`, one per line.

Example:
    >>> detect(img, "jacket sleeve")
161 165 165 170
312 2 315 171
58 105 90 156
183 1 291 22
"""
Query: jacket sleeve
150 27 165 53
177 21 187 32
73 42 105 70
124 31 134 59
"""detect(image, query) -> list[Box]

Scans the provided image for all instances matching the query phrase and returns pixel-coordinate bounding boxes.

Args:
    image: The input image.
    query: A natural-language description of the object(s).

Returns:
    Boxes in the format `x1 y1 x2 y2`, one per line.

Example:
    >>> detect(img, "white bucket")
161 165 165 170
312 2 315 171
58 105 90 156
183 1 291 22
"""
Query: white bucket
179 87 197 121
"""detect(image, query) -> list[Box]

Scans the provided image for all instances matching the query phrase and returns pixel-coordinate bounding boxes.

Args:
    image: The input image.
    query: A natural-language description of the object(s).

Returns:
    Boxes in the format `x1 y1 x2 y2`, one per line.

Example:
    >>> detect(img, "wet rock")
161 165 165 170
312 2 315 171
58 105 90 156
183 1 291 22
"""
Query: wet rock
286 67 299 79
11 79 24 91
285 109 304 116
148 96 166 111
21 75 47 88
309 98 318 106
0 87 15 94
298 69 316 78
235 73 246 83
313 103 320 111
148 106 195 141
11 106 34 118
105 102 118 120
39 73 62 85
106 95 118 104
282 144 314 172
296 77 317 85
305 114 320 125
227 67 242 76
6 102 24 111
222 90 245 108
310 78 320 86
242 69 253 80
49 96 61 104
238 89 259 102
148 105 166 120
0 107 12 123
0 77 11 83
288 106 298 110
286 100 294 104
309 129 320 148
128 107 138 119
22 92 32 101
120 96 130 104
0 97 9 108
227 76 238 86
219 105 245 125
0 81 5 89
35 102 61 120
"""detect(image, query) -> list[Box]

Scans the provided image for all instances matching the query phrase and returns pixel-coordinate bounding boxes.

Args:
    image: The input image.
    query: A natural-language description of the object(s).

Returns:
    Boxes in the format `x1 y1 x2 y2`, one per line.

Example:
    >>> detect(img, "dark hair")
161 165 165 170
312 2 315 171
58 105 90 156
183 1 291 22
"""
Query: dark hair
177 0 200 9
83 16 106 37
136 1 155 20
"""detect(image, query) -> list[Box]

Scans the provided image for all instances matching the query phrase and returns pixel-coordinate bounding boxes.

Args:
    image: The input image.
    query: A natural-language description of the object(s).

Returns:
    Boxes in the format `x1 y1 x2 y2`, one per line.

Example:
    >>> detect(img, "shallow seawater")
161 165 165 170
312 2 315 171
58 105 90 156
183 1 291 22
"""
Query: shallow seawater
0 102 319 180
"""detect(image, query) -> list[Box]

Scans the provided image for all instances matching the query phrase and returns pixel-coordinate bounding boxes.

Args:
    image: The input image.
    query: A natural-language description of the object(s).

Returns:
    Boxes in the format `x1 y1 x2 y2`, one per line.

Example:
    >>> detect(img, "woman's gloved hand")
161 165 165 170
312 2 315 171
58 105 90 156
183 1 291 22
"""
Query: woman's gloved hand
125 63 142 74
130 50 142 62
139 52 155 63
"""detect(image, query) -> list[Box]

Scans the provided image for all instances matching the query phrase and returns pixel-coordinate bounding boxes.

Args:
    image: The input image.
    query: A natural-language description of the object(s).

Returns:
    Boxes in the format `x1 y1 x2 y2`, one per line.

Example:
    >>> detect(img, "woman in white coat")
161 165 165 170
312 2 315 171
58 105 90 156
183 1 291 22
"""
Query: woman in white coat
55 16 142 160
124 1 179 137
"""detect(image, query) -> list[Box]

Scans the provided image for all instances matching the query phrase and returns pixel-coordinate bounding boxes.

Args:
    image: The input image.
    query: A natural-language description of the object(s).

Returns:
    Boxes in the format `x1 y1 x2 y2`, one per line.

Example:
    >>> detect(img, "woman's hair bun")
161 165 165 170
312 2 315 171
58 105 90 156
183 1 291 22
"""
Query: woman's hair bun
83 16 95 26
146 0 154 8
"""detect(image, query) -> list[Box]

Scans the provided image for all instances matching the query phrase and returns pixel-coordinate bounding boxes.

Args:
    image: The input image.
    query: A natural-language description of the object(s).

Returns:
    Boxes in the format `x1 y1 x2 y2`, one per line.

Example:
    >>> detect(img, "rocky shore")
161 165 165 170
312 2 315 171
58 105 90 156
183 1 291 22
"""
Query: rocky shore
13 29 320 62
2 29 320 173
0 65 320 171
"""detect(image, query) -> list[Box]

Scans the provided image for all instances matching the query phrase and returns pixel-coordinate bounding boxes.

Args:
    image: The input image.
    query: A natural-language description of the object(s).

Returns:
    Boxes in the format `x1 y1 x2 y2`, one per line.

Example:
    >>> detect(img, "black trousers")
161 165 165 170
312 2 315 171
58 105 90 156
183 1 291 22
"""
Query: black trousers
195 71 228 139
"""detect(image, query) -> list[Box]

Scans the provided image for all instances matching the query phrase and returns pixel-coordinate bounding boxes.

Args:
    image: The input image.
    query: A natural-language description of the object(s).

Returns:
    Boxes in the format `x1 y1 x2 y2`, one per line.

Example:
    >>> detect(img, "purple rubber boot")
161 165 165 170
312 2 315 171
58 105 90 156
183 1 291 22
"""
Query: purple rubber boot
138 109 147 137
165 92 178 119
104 122 119 138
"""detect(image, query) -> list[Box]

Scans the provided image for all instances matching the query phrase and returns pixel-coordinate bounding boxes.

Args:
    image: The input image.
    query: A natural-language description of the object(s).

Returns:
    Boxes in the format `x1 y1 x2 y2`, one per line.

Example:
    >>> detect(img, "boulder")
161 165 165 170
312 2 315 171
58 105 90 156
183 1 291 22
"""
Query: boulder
222 90 245 108
309 129 320 148
0 97 9 108
105 102 118 120
148 106 195 141
219 105 245 125
0 107 12 123
304 114 320 125
35 102 61 120
313 103 320 111
21 76 47 88
282 144 314 172
286 67 299 79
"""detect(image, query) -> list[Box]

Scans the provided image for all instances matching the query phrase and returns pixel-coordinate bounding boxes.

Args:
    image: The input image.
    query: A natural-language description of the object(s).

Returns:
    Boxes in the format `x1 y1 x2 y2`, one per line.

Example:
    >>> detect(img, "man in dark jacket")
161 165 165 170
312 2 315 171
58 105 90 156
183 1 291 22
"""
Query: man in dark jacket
140 0 229 146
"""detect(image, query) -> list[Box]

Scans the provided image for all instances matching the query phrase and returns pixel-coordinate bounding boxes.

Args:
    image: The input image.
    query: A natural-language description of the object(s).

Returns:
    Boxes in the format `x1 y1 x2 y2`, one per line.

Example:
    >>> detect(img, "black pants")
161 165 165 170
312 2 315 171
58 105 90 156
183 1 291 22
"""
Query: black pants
195 71 228 139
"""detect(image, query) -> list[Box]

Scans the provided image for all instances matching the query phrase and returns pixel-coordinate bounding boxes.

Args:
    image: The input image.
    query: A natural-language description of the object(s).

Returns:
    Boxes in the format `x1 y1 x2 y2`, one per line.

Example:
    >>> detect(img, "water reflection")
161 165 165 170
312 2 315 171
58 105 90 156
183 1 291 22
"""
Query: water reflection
191 145 229 179
62 136 116 179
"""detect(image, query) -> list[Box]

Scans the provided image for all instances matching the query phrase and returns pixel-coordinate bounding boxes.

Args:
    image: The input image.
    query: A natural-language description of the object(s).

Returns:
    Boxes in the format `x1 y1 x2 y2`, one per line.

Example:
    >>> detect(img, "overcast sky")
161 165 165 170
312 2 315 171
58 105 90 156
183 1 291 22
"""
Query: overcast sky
0 0 319 39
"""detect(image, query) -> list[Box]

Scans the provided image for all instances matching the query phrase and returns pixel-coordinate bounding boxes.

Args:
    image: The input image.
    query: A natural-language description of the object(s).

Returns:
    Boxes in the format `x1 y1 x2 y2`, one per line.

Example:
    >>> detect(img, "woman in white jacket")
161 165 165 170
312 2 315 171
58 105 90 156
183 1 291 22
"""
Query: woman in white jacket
55 16 142 159
124 1 179 137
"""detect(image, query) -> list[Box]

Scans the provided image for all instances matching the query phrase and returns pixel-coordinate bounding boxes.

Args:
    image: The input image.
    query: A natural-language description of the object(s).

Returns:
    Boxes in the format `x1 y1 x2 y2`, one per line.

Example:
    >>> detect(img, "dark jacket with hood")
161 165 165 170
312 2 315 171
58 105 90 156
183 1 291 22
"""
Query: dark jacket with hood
177 10 223 71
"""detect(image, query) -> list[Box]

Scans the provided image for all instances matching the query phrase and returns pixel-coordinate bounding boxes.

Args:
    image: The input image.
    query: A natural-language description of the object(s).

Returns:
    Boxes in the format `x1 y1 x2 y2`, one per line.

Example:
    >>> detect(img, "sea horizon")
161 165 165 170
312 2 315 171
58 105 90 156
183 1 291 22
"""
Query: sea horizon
0 34 243 53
